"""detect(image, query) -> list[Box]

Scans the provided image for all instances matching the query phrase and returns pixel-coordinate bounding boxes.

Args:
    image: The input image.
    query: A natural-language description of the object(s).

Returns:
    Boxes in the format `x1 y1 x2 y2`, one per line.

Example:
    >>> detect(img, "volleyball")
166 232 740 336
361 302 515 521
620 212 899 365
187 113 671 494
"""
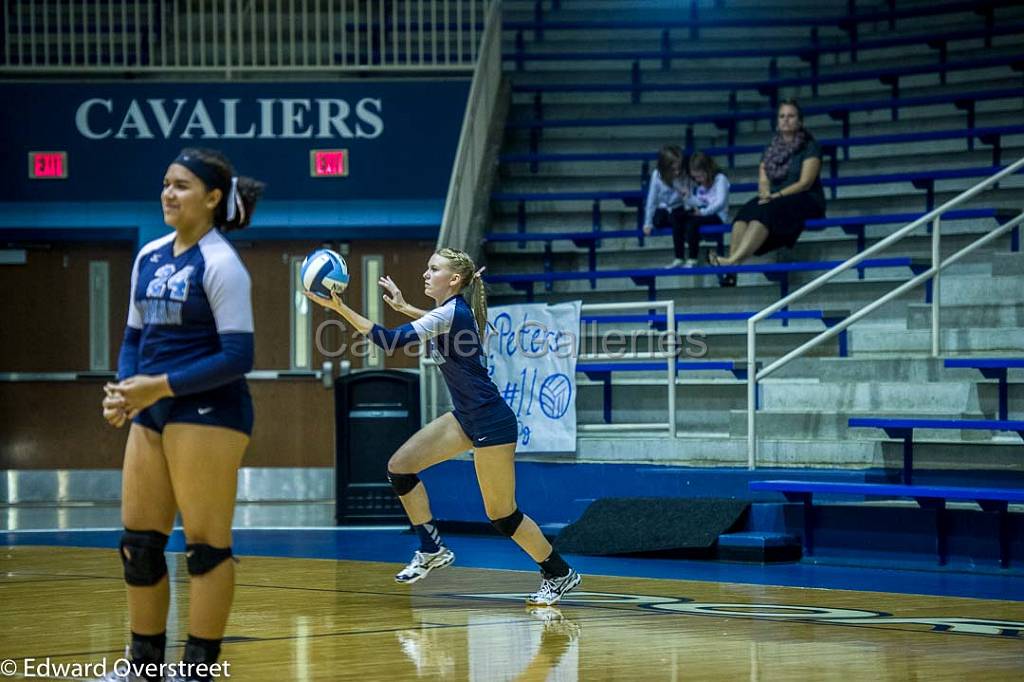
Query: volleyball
301 248 349 298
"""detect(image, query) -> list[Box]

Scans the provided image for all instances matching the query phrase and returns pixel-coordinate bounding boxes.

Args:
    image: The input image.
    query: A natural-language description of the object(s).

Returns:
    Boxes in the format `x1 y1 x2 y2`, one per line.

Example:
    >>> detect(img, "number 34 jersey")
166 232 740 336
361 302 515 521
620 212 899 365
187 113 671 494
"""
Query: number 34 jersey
128 229 253 378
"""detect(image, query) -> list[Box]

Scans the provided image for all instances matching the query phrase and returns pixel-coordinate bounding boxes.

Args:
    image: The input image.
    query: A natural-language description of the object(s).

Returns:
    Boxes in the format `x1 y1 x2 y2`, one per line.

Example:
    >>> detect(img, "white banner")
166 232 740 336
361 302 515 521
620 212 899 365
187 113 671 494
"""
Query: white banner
486 301 581 453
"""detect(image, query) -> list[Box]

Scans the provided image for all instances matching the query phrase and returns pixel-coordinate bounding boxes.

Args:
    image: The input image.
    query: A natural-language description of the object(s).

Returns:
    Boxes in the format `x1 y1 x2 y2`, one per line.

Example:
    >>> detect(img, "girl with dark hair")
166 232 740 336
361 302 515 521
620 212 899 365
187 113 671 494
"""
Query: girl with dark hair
642 145 691 255
98 148 264 682
711 99 825 286
673 152 730 267
305 248 582 606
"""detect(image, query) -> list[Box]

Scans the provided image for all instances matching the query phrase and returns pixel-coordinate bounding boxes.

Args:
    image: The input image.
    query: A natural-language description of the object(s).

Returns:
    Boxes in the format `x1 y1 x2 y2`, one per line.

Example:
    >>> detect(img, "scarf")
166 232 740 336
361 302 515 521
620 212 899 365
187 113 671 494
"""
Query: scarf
762 129 809 182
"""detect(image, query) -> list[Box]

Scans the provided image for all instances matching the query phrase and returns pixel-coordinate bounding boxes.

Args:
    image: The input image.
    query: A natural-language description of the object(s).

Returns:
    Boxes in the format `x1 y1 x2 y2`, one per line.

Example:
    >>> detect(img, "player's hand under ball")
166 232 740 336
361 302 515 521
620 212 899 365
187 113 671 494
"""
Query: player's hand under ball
304 290 343 314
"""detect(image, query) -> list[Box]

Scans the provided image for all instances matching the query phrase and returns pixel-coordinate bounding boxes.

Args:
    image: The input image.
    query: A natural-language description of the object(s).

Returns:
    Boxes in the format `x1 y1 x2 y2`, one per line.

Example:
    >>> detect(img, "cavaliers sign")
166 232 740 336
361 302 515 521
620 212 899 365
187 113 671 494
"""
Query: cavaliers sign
0 81 469 202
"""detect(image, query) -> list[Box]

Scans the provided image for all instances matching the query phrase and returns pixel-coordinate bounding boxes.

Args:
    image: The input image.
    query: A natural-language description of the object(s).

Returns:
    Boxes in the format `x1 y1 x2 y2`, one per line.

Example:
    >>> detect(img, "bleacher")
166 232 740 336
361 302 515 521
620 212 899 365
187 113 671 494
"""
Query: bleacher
490 0 1024 568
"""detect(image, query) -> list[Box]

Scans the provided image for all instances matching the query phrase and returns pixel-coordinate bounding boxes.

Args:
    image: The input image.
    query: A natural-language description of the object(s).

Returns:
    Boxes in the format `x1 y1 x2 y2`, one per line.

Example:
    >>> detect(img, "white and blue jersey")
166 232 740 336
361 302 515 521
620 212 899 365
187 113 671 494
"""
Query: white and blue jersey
118 229 255 434
369 294 517 447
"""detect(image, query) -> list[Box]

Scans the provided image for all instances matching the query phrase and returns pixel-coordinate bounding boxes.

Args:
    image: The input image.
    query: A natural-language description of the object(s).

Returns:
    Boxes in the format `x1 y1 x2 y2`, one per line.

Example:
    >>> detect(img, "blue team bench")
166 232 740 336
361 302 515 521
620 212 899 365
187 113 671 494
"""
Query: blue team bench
577 360 752 424
748 479 1024 567
512 87 1024 160
510 52 1024 112
503 125 1024 178
944 358 1024 420
485 256 928 302
848 418 1024 485
581 309 850 348
505 21 1024 75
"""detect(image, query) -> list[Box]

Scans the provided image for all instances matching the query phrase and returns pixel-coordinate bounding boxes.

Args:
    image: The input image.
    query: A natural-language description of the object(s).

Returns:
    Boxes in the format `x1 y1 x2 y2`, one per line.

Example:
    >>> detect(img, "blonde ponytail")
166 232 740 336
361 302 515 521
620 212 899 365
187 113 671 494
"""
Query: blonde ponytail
437 247 489 338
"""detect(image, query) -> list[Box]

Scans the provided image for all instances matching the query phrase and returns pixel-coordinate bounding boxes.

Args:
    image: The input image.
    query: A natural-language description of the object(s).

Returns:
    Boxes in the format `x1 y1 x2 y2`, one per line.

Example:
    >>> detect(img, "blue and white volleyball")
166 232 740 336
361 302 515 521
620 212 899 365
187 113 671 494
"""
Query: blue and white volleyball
301 248 349 298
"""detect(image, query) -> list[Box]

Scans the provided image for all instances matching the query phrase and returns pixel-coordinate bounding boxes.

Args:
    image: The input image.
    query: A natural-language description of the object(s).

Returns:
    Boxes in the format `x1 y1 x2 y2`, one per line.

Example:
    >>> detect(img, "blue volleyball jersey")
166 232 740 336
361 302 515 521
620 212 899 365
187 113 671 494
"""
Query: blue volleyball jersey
120 229 254 395
370 295 504 415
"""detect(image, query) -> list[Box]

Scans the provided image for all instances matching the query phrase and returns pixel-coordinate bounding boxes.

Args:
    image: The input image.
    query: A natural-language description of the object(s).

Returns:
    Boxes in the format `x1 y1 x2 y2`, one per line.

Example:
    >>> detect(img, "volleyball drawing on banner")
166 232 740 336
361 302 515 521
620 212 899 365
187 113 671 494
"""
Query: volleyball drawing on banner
486 301 581 453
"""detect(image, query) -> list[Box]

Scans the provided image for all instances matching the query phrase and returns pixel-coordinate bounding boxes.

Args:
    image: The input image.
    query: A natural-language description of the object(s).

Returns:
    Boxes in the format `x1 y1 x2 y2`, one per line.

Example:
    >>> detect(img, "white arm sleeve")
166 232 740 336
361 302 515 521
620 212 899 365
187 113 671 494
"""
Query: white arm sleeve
643 169 661 226
699 174 731 217
201 240 254 333
410 300 455 341
126 250 144 330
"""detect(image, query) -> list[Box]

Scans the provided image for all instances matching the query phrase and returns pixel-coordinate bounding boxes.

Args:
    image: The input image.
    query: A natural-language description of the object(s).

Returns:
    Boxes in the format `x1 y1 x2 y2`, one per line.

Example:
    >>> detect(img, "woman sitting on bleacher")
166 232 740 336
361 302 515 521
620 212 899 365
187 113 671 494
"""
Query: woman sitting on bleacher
641 145 691 265
711 99 825 286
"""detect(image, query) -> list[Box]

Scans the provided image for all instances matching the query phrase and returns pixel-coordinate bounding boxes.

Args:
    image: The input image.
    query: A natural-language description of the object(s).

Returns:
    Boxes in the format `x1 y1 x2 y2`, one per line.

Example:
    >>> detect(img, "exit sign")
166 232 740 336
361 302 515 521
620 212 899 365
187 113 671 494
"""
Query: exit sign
310 149 349 178
28 151 68 179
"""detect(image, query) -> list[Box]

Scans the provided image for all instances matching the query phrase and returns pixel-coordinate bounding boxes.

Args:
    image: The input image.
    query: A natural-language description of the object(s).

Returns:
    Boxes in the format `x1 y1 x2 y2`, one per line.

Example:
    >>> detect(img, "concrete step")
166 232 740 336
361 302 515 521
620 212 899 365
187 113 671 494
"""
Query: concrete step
485 236 1010 278
488 189 1024 222
487 278 929 322
506 49 1021 91
502 110 1024 157
573 433 882 467
759 380 979 412
507 75 1024 119
907 302 1024 329
492 168 1024 199
993 251 1024 276
730 409 997 439
772 356 1019 383
848 326 1024 355
568 429 1024 469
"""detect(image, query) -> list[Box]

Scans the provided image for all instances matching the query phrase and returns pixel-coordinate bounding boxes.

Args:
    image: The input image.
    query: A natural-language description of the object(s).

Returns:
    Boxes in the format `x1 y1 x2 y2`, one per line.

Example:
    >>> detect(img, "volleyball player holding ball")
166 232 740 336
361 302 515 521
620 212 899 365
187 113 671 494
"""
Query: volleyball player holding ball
304 248 582 605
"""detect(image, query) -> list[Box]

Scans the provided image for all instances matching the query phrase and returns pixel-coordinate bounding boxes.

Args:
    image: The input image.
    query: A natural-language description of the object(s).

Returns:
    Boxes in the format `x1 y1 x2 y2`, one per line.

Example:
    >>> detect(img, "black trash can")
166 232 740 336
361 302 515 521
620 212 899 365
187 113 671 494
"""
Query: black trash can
335 369 421 524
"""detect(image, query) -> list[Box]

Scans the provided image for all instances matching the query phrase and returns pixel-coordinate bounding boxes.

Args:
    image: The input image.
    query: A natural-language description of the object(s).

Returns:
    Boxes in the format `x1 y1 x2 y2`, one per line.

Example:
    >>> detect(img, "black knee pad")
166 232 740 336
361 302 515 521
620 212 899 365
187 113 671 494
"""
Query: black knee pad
387 469 421 497
120 529 169 586
185 543 234 576
490 508 524 537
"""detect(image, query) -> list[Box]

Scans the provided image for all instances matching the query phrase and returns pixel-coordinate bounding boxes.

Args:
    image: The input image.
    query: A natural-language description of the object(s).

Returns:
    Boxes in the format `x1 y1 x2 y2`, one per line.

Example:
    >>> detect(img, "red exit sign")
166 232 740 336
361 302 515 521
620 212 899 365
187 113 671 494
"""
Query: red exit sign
310 149 349 178
28 151 68 179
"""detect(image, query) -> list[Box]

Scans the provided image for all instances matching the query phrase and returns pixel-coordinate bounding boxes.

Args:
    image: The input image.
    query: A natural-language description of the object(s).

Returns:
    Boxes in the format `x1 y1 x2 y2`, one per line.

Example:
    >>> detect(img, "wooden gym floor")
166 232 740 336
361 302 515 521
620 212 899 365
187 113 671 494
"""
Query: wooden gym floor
2 539 1023 681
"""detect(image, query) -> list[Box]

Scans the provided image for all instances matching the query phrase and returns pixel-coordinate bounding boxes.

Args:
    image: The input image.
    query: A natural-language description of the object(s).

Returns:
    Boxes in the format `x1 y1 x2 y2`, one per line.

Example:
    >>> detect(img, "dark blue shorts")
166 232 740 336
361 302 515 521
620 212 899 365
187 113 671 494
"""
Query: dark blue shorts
452 401 519 448
134 380 254 436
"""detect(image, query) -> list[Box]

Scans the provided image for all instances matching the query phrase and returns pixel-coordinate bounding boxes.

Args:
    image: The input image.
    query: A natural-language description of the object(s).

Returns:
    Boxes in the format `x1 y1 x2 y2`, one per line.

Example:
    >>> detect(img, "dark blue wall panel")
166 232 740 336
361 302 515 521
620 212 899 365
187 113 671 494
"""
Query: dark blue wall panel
0 80 469 203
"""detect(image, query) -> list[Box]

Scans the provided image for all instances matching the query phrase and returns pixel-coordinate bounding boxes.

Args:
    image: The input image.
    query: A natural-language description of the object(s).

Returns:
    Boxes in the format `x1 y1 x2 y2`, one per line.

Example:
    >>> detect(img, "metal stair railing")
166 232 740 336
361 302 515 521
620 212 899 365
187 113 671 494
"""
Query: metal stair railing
746 155 1024 467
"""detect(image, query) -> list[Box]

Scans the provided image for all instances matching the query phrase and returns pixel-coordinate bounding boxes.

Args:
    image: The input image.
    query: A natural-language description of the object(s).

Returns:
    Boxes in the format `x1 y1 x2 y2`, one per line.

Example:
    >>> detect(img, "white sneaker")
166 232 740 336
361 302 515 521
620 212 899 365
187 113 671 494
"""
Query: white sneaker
666 258 685 269
395 546 455 584
527 568 582 606
684 258 698 267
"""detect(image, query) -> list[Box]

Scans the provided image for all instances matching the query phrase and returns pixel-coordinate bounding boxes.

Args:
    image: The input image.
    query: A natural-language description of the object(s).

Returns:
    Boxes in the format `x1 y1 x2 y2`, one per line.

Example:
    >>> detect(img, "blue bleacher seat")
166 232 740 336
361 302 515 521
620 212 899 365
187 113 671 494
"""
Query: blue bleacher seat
749 478 1024 566
502 125 1024 174
486 257 929 302
513 87 1024 160
512 53 1024 114
485 209 1015 261
506 22 1024 77
494 166 1024 234
944 358 1024 420
577 360 751 424
848 418 1024 485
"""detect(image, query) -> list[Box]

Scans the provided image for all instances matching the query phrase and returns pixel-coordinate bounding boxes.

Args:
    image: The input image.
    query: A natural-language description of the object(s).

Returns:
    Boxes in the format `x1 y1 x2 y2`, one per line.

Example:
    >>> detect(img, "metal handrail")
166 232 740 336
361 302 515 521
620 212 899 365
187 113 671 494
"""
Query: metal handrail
1 0 491 74
436 0 502 258
745 155 1024 467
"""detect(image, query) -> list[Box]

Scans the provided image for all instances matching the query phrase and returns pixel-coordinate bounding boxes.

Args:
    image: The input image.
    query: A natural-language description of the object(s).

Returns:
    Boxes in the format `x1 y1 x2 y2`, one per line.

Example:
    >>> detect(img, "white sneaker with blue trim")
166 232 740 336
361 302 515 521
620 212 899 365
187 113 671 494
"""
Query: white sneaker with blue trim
527 568 582 606
394 546 455 584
